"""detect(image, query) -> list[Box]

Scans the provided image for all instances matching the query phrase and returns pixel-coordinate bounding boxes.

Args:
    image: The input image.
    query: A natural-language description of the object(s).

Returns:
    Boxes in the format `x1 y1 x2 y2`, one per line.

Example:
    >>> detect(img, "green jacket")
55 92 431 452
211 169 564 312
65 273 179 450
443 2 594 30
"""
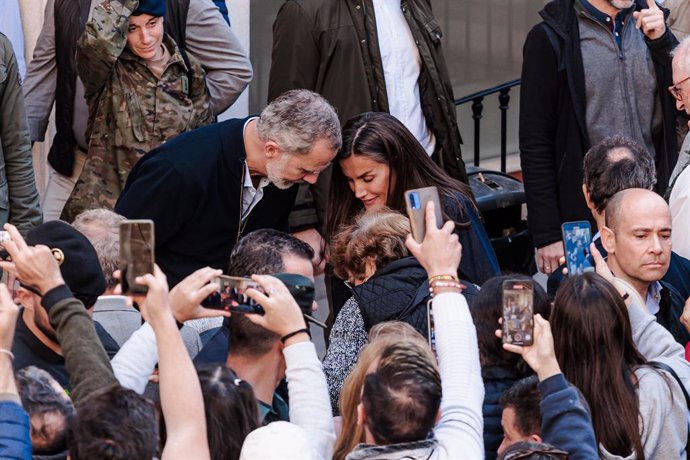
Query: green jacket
61 0 213 222
0 34 42 235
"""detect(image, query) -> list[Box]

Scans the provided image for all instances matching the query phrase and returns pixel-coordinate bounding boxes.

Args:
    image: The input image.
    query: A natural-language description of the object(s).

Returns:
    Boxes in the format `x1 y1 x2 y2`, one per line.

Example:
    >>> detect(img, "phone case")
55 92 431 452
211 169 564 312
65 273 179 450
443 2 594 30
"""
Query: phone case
404 186 443 243
120 219 155 295
501 280 534 346
561 220 593 276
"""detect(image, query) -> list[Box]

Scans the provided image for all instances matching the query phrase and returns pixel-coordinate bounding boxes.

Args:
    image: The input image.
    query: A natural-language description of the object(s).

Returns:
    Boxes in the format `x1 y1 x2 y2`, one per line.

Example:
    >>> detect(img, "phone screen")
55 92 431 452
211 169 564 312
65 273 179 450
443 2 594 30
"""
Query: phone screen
427 301 436 354
404 186 443 243
120 220 155 295
502 280 534 346
561 221 594 276
202 275 265 314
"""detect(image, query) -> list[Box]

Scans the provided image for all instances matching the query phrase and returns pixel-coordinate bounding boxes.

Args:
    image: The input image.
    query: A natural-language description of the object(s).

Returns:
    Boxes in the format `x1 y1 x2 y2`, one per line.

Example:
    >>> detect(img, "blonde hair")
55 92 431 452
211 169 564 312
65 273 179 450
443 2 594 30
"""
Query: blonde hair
329 208 410 281
333 321 435 460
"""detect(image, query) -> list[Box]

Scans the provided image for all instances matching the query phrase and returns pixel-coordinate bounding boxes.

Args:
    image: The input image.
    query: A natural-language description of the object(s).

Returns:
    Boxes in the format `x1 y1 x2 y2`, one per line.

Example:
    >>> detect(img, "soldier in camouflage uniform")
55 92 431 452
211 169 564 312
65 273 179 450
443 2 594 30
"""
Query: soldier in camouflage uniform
60 0 212 222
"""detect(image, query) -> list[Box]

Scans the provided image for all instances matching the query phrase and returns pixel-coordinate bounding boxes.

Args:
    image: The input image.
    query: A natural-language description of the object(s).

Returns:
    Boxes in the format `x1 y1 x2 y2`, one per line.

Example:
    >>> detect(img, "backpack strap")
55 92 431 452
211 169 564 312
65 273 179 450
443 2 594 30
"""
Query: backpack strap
647 361 690 453
539 23 565 72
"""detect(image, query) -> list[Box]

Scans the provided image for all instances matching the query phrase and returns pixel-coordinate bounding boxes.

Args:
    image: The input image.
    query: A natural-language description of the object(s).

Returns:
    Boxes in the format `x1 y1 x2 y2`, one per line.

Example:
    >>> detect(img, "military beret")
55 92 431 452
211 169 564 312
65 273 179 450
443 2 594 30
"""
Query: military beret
133 0 166 17
26 221 106 308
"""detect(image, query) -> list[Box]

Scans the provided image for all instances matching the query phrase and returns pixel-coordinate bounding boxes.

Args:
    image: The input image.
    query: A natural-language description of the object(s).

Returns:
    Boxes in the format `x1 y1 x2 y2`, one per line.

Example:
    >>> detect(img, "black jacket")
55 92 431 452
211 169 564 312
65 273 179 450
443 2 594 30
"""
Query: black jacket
482 366 522 460
115 118 298 287
519 0 678 248
352 257 478 337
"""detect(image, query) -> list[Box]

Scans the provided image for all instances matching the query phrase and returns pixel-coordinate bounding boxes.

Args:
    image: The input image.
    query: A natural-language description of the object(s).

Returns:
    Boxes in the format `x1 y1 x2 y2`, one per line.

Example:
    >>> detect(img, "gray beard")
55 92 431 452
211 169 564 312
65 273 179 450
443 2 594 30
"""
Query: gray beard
609 0 635 10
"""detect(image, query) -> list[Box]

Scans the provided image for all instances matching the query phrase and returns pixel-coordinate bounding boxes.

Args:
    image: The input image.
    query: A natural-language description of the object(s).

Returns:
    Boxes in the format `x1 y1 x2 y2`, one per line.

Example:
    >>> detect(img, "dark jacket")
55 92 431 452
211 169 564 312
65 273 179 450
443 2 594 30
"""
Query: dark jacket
520 0 678 248
268 0 466 182
115 118 298 287
352 257 479 338
482 366 521 460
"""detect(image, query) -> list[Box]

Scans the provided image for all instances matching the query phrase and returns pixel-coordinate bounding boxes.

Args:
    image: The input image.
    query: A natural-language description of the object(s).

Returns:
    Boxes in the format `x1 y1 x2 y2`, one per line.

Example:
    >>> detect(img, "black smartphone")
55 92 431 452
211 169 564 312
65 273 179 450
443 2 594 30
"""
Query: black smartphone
404 186 443 243
427 302 436 354
561 221 594 276
120 220 155 295
202 275 265 314
502 279 534 346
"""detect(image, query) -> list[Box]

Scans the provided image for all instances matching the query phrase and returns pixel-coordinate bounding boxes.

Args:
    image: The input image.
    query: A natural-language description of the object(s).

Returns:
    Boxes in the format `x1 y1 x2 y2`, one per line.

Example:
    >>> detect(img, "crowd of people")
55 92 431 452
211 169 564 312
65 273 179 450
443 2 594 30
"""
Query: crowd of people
2 0 690 459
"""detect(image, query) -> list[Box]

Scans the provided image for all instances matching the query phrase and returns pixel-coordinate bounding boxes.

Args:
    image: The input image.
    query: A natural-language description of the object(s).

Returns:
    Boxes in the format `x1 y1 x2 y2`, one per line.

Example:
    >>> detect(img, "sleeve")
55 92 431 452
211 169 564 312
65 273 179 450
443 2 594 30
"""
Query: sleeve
283 341 337 460
322 298 368 413
670 172 690 258
431 292 484 458
518 24 563 248
538 374 598 460
22 0 57 142
267 1 320 102
44 286 118 408
184 0 252 115
0 401 31 460
111 322 159 394
628 300 690 394
0 38 42 234
76 0 138 100
0 0 26 81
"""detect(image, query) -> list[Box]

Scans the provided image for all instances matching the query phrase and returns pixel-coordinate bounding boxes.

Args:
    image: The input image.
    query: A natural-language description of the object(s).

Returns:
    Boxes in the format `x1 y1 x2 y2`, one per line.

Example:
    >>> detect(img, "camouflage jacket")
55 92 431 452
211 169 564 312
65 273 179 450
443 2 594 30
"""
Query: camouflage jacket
61 0 212 222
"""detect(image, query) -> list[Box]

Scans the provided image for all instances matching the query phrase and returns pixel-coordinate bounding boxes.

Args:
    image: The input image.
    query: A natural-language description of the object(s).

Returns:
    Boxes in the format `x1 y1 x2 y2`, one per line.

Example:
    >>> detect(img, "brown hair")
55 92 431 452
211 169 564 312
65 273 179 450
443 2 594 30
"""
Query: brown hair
329 208 410 282
333 322 434 460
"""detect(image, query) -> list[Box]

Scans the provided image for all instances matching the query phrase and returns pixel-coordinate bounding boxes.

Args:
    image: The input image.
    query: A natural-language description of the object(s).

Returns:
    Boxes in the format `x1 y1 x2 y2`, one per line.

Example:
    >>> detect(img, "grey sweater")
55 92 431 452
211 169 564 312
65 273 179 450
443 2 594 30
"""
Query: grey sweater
598 302 690 459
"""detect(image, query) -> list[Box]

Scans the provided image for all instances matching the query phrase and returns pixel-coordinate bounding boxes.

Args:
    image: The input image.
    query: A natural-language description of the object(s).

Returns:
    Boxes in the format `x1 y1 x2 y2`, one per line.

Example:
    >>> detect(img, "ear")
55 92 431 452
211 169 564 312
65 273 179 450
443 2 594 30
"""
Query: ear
601 225 616 254
529 434 543 444
357 402 366 427
264 140 282 159
434 408 441 424
15 288 35 312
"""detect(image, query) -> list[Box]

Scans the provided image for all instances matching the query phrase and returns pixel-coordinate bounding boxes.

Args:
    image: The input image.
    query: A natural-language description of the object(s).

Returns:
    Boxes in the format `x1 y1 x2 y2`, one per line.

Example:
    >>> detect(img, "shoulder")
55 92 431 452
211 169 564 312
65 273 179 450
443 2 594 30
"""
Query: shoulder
276 0 340 22
0 33 13 63
635 366 685 403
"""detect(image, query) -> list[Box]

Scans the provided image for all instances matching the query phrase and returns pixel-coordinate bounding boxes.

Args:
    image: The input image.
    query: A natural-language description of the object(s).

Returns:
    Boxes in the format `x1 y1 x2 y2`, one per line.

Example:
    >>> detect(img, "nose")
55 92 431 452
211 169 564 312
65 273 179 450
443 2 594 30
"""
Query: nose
650 235 663 254
353 181 367 199
139 28 153 45
303 173 318 185
677 96 685 112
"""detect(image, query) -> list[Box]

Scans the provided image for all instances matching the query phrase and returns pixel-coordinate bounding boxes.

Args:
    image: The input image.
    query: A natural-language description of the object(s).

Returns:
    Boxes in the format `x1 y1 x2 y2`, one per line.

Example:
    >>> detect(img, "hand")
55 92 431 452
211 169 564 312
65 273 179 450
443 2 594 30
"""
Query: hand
0 284 19 351
633 0 666 40
589 242 615 284
499 314 561 381
682 297 690 333
292 228 327 276
244 274 307 339
169 267 231 322
0 224 64 295
133 265 173 327
537 241 564 275
405 201 461 278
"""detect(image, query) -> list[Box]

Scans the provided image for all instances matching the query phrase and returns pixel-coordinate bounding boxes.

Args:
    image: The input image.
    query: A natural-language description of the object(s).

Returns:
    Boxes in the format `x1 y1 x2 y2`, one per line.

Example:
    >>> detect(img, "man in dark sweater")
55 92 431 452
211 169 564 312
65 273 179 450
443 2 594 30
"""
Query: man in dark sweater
520 0 678 276
115 90 341 287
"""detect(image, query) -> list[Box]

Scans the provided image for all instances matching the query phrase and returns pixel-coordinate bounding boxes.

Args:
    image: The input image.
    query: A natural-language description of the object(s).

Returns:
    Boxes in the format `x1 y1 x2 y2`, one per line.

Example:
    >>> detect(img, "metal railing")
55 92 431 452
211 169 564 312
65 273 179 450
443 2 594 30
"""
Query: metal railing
455 79 521 173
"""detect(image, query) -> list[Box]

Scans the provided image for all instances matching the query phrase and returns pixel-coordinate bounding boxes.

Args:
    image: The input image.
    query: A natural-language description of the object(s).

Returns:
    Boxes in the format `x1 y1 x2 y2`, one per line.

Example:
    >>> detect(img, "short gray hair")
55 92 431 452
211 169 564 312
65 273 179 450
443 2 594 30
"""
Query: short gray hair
672 37 690 74
256 89 341 154
73 209 125 289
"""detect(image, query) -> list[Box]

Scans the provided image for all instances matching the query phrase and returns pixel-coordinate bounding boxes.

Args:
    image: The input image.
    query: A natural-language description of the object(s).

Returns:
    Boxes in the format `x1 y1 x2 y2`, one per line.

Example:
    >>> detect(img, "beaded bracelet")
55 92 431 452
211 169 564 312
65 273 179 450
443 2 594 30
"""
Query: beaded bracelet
429 280 464 297
0 349 14 360
428 274 459 284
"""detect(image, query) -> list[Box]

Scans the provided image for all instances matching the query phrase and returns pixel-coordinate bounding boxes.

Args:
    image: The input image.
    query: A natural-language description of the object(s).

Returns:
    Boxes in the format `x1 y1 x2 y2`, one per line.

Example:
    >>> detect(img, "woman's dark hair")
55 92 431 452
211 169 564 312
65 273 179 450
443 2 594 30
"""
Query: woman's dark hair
326 112 475 240
551 273 646 459
470 275 550 371
197 365 260 460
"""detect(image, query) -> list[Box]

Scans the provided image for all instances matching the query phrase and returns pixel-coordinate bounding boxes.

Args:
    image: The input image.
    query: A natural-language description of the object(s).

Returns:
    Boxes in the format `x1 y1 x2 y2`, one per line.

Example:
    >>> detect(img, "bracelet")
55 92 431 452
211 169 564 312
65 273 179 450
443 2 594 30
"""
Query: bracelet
0 349 14 360
428 274 459 284
429 280 464 297
280 328 311 343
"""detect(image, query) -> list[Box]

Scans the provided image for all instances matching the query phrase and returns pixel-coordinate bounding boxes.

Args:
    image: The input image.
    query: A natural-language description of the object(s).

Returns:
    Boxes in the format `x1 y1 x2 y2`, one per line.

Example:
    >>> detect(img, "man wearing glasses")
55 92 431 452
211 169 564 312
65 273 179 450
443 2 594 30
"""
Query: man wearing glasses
520 0 679 277
668 37 690 259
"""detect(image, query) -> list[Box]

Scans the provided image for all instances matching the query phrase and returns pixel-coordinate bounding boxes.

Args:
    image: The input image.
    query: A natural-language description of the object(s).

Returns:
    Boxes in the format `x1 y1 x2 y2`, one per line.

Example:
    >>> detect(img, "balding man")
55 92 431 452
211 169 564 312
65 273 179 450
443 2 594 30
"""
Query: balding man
668 36 690 259
602 188 689 345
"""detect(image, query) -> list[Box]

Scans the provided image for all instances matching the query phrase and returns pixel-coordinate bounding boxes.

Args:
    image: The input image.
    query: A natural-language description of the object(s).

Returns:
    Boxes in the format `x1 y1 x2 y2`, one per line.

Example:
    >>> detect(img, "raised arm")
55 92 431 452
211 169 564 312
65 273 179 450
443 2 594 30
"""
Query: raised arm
0 37 42 234
136 266 210 460
76 0 139 100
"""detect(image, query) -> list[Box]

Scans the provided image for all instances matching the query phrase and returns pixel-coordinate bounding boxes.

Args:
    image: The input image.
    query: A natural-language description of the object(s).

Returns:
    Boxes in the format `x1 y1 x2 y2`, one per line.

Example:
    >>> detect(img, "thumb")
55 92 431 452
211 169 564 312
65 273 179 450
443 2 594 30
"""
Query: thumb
404 234 422 258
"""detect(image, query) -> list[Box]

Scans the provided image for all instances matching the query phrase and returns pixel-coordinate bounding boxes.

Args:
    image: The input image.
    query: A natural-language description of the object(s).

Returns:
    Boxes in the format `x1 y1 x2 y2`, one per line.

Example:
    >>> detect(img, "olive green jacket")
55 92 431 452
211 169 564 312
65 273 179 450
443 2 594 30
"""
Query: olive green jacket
62 0 213 222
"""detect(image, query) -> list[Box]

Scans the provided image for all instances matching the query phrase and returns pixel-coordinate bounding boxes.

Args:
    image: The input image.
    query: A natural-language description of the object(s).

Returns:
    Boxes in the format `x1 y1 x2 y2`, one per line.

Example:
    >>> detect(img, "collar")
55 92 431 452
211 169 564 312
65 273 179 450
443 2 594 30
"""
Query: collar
347 438 438 460
576 0 634 25
258 392 289 423
645 281 663 315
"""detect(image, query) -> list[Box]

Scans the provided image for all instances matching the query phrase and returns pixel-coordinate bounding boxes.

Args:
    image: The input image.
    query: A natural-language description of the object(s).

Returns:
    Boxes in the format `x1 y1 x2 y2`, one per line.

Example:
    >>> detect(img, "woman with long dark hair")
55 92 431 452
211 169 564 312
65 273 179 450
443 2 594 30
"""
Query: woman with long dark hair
551 272 689 459
326 112 499 288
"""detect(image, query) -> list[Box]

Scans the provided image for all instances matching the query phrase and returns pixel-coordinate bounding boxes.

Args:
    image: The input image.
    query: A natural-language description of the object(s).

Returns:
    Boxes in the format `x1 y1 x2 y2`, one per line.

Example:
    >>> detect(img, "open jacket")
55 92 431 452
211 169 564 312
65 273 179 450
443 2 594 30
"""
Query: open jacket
60 0 213 222
519 0 678 248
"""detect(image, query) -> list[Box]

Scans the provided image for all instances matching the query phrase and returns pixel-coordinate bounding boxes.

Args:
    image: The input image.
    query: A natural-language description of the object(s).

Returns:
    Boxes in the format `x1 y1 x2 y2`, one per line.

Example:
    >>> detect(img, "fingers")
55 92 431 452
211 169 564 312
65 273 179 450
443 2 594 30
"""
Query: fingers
0 284 18 314
424 200 438 230
3 224 27 251
197 307 231 319
647 0 660 10
404 234 422 257
502 343 525 355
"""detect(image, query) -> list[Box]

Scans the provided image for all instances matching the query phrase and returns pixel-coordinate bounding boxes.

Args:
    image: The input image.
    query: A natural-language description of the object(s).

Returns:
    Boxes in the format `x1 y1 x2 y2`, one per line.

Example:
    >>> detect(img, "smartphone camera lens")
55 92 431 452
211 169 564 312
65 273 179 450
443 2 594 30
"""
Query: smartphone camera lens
409 192 420 210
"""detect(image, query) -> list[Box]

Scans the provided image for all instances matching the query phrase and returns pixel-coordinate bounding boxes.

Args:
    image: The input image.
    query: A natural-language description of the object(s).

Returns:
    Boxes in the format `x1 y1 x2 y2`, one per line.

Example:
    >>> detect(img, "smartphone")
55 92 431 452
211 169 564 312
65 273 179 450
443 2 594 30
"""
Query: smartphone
561 221 594 276
202 275 265 314
120 220 155 295
502 279 534 346
426 300 436 354
405 186 443 243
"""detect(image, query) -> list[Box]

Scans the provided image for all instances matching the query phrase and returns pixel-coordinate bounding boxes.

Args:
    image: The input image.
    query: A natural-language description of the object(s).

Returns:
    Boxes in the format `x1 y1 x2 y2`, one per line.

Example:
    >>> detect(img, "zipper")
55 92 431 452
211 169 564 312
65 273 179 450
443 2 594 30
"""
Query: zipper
236 161 248 243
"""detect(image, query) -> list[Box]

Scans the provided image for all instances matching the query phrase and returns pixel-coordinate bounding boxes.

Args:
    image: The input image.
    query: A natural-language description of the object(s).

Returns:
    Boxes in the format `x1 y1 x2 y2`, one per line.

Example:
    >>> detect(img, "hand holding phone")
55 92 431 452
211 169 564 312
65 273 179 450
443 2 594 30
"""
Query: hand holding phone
201 275 265 314
561 221 594 276
404 186 443 243
502 279 534 346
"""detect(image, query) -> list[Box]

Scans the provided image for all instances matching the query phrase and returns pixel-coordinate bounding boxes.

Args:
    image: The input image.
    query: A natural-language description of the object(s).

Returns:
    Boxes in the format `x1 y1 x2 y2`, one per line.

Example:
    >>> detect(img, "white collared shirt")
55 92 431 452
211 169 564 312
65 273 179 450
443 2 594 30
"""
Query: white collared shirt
373 0 435 155
645 281 662 316
242 117 270 220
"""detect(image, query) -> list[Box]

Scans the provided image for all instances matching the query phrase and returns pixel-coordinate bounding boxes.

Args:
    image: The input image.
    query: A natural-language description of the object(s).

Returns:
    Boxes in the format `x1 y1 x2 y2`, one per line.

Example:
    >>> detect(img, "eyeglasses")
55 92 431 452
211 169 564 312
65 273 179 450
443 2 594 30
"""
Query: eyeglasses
669 75 690 100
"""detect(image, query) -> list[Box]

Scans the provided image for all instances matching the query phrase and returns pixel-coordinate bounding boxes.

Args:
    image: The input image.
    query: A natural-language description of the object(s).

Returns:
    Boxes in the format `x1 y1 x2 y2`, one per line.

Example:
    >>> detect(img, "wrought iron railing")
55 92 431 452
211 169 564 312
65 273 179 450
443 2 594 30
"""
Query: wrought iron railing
455 79 521 173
